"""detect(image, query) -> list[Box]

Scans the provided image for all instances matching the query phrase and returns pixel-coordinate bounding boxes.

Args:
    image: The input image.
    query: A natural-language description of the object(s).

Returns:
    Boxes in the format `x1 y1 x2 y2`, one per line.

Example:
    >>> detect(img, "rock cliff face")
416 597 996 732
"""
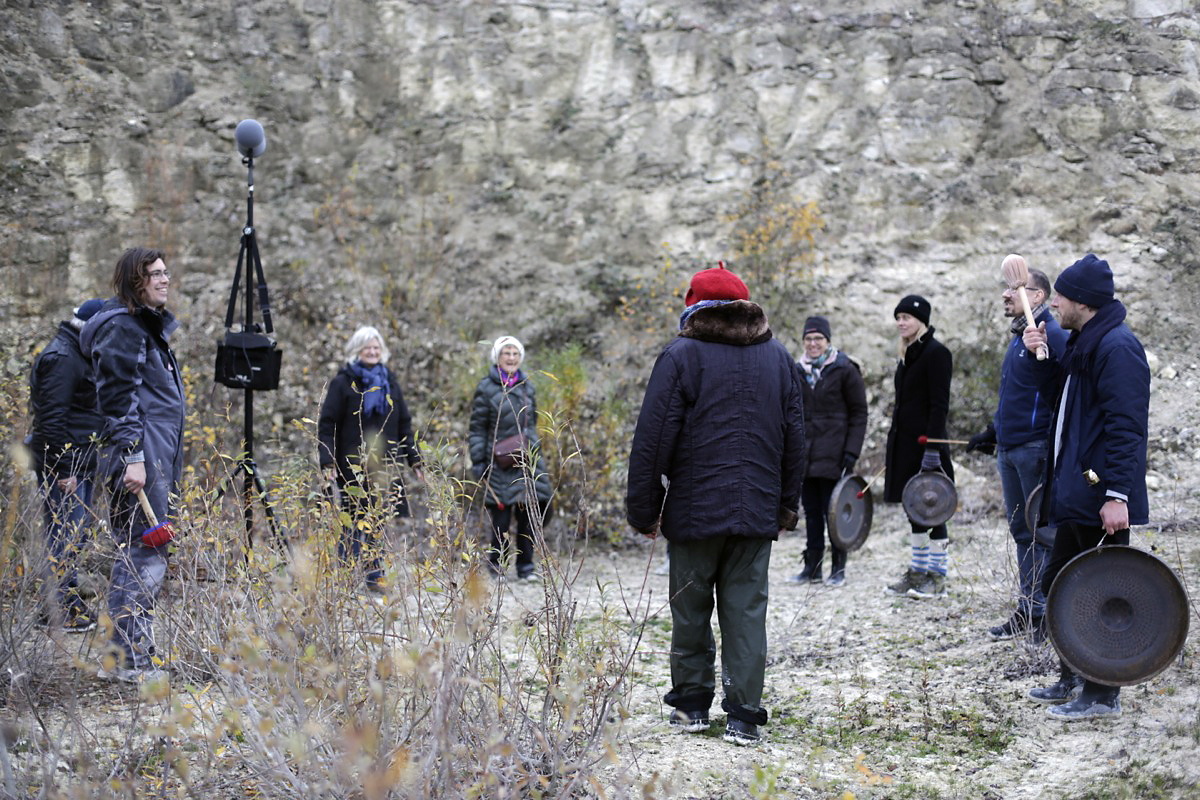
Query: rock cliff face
3 1 1199 485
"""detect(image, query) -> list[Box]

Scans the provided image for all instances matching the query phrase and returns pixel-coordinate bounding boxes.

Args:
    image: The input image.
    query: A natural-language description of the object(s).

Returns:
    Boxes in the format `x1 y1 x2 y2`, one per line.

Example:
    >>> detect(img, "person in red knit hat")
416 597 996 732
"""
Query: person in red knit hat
627 262 806 746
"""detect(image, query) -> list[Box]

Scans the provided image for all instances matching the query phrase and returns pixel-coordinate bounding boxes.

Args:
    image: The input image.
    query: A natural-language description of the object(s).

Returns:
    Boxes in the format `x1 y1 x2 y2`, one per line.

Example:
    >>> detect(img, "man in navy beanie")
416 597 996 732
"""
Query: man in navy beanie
1023 253 1150 721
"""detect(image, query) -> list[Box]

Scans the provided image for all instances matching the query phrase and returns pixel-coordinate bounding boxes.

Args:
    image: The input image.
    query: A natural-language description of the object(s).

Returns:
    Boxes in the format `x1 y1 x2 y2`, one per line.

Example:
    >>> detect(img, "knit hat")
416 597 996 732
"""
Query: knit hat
894 295 931 325
803 315 832 341
73 298 105 322
1054 254 1114 308
491 335 525 365
684 263 750 307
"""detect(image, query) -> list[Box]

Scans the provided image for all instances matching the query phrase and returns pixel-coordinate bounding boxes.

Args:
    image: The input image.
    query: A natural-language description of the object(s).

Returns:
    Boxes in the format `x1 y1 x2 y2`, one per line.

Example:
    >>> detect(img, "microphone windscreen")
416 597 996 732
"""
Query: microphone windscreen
235 119 267 158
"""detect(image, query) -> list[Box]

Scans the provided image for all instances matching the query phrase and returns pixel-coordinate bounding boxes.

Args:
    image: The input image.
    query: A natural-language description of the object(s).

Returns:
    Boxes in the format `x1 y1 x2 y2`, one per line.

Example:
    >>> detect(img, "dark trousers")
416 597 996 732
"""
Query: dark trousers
997 441 1051 617
37 471 95 616
488 504 535 576
1043 520 1129 700
664 536 772 726
338 479 385 588
801 477 839 556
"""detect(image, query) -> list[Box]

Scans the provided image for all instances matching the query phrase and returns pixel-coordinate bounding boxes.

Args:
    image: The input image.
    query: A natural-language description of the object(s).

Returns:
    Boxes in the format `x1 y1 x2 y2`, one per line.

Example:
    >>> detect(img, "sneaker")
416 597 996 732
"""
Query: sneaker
826 571 846 587
907 573 947 599
518 569 541 583
988 612 1030 640
886 568 923 596
100 665 168 685
669 708 709 733
654 557 670 576
1046 693 1121 721
1028 676 1084 705
723 717 760 745
63 612 97 634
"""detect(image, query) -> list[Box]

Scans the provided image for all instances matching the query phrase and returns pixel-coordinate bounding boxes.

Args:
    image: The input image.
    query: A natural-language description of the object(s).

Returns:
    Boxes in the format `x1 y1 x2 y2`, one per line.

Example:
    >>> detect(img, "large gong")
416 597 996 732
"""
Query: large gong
1046 545 1190 686
827 473 873 552
901 471 957 528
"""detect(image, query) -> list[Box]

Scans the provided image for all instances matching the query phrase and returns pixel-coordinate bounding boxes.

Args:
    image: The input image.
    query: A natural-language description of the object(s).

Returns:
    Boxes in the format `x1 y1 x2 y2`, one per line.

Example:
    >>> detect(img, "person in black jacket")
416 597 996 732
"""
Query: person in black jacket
468 336 552 581
80 247 184 684
787 316 867 586
626 264 806 746
318 326 422 593
28 298 105 632
884 295 955 600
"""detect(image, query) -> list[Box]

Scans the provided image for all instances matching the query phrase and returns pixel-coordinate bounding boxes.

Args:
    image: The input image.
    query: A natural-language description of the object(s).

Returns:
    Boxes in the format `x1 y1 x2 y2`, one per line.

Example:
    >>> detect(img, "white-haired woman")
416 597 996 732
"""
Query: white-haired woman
318 325 421 591
468 336 552 580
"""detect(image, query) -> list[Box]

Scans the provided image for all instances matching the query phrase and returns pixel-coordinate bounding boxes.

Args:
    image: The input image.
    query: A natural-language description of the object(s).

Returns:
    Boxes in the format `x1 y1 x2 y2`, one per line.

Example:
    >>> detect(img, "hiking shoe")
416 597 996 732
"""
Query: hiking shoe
886 568 923 596
669 709 709 733
1028 676 1084 705
518 569 541 584
1046 693 1121 721
654 557 670 576
723 717 760 745
825 571 846 587
907 573 947 599
988 613 1031 640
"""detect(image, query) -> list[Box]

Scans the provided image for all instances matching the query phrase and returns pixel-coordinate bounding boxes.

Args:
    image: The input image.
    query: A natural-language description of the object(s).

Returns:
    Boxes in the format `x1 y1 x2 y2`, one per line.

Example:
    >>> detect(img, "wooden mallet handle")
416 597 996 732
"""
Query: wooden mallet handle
135 488 160 527
918 436 970 446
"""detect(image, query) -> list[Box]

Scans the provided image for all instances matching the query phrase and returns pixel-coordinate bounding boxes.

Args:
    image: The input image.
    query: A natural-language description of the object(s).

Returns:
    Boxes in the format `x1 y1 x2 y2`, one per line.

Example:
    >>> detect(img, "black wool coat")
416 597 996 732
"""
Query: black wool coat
625 301 807 542
800 350 868 481
318 364 420 485
884 328 954 503
468 366 552 509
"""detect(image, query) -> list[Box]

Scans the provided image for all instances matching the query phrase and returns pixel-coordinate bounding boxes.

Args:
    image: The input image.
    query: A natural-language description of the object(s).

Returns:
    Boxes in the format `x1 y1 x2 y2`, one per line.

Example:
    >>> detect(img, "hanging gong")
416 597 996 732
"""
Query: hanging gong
1046 545 1190 686
901 471 957 528
1024 483 1057 547
827 473 873 552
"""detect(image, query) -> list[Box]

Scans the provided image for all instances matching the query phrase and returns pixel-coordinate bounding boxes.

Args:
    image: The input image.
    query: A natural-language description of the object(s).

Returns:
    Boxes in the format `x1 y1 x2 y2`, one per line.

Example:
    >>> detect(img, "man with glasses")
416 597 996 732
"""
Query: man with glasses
967 267 1068 641
81 248 184 684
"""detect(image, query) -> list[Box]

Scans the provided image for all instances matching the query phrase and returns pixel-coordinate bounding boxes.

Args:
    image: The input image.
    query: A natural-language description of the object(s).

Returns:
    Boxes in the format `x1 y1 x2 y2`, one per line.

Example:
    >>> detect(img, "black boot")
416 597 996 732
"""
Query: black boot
827 547 846 586
788 549 823 584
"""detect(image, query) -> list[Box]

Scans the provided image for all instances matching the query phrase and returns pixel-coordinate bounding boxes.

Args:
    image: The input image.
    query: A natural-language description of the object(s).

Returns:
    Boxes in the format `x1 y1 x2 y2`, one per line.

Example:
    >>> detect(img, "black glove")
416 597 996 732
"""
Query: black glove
920 448 942 471
841 453 858 473
966 424 997 456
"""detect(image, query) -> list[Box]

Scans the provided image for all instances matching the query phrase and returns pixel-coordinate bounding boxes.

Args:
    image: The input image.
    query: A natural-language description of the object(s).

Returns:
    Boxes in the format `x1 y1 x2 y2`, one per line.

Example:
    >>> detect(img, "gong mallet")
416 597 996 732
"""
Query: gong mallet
1000 253 1048 360
135 488 176 547
856 465 887 498
917 436 970 446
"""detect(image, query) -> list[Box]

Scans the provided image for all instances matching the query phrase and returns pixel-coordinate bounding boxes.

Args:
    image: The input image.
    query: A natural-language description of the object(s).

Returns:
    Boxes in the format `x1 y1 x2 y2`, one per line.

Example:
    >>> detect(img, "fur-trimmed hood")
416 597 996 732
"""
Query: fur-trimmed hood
679 300 772 345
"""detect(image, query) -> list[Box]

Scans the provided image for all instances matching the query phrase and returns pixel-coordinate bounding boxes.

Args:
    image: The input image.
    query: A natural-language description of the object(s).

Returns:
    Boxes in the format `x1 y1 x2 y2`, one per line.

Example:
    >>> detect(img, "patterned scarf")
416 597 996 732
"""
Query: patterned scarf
1010 302 1049 335
798 345 838 387
348 361 390 419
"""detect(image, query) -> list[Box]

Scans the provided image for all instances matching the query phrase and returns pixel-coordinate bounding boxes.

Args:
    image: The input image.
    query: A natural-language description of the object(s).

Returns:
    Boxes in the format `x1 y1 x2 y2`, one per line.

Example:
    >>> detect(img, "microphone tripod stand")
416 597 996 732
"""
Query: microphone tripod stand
217 151 286 558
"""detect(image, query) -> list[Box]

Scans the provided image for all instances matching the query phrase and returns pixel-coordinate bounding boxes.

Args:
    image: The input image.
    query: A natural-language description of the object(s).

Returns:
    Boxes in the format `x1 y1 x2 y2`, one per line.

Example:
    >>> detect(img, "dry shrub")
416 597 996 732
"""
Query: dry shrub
0 417 651 798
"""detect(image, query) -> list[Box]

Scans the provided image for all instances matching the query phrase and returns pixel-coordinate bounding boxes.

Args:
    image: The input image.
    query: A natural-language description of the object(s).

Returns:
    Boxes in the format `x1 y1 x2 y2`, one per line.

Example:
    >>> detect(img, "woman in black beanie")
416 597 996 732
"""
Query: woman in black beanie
787 315 868 586
884 295 955 599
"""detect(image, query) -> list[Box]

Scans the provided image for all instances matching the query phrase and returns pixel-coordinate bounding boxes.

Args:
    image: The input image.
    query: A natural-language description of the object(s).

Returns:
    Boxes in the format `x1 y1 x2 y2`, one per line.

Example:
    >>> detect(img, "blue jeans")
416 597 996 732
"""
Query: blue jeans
39 474 96 615
996 440 1050 617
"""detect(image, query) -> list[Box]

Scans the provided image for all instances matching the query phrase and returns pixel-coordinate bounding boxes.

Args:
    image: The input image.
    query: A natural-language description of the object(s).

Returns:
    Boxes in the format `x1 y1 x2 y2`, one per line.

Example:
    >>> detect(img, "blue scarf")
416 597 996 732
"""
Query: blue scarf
679 299 733 331
348 361 390 419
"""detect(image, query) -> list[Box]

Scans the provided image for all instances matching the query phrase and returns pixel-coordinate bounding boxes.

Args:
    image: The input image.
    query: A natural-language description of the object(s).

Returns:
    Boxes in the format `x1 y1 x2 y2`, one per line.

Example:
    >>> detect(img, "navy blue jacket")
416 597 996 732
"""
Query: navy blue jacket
1045 322 1149 528
626 301 806 542
994 308 1069 448
29 321 104 477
